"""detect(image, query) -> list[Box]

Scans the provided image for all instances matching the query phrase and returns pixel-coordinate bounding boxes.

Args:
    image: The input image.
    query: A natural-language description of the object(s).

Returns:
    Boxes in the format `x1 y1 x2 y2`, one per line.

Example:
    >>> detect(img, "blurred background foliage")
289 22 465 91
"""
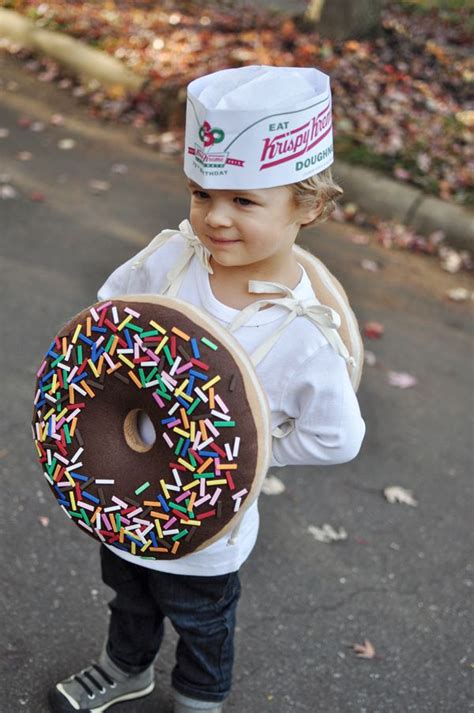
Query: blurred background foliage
1 0 472 205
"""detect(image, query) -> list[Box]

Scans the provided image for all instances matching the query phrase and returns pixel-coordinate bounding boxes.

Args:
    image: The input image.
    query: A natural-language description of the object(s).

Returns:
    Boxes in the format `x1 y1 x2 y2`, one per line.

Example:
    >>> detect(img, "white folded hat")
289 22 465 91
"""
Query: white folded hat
184 65 333 190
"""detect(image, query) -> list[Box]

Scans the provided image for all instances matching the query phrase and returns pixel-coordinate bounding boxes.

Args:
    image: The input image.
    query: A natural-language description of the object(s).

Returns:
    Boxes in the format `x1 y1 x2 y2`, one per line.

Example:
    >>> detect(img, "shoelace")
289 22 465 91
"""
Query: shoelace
74 663 116 699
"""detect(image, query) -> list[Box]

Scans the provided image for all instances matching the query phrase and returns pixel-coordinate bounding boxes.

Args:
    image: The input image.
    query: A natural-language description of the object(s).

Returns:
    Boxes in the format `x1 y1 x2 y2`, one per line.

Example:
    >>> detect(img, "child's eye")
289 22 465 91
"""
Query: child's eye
192 190 209 200
234 197 254 206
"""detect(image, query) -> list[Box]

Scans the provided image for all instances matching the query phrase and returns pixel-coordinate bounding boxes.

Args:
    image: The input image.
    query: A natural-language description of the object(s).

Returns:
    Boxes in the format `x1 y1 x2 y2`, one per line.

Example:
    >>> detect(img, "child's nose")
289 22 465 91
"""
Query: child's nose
204 204 233 228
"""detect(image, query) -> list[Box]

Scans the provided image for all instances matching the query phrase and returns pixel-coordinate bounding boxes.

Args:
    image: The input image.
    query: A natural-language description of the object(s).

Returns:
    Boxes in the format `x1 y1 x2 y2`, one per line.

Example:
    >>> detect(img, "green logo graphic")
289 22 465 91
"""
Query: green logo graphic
199 121 225 148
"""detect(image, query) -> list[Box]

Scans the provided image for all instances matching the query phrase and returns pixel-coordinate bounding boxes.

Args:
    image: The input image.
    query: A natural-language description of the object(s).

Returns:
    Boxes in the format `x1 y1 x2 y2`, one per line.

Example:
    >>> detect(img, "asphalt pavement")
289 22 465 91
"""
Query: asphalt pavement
1 52 473 713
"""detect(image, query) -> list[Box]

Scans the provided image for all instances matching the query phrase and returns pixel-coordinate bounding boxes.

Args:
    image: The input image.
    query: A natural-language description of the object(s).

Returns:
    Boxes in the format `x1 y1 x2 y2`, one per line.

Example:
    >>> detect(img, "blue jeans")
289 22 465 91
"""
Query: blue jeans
100 545 241 703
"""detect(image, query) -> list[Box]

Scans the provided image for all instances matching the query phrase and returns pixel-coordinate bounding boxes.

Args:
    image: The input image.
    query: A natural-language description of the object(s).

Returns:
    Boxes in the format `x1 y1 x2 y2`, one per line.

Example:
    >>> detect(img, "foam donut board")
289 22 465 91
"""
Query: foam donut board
32 296 272 559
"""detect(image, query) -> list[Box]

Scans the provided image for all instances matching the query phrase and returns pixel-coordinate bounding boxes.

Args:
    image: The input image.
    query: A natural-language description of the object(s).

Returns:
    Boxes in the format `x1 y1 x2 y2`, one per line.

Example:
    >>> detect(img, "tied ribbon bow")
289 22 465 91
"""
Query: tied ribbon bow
228 280 355 368
131 219 213 296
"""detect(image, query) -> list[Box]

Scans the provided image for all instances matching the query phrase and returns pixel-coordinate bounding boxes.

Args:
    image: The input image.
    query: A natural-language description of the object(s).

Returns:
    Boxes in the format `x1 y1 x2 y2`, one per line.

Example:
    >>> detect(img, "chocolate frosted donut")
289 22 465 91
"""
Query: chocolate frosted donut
32 296 271 559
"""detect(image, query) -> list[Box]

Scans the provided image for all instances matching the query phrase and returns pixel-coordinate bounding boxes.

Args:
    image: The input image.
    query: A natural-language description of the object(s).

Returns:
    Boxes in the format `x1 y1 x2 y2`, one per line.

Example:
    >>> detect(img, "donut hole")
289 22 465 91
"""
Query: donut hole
124 409 156 453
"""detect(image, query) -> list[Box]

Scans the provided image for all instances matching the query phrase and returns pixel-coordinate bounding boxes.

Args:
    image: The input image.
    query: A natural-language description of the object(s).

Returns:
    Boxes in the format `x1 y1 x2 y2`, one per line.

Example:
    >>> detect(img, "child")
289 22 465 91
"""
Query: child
49 65 365 713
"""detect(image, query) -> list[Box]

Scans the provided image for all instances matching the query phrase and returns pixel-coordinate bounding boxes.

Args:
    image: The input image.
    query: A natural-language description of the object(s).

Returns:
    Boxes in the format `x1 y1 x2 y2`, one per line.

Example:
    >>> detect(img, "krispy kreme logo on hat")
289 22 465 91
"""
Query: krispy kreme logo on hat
184 65 334 189
260 102 332 170
189 121 245 171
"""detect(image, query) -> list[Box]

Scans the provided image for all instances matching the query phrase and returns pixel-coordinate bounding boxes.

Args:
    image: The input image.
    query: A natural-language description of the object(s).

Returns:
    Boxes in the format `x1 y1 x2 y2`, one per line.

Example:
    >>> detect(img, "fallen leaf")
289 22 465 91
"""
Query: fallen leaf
364 350 377 366
39 516 50 527
351 233 370 245
16 151 33 161
446 287 472 302
428 230 445 248
58 138 76 150
31 192 46 202
50 113 65 126
261 474 285 495
343 202 359 220
439 247 464 274
0 128 10 138
308 524 348 543
30 121 46 132
107 85 127 100
143 133 161 146
160 131 179 144
351 639 376 659
360 259 380 272
384 485 418 506
363 321 384 339
89 179 111 193
455 110 474 128
387 371 417 388
393 166 411 181
0 185 18 200
373 220 448 260
111 163 129 174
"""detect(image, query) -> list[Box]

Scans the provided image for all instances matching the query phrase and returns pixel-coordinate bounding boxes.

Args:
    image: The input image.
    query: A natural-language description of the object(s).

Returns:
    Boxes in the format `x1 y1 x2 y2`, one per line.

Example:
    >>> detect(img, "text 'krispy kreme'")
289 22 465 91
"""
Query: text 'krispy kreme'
260 104 332 171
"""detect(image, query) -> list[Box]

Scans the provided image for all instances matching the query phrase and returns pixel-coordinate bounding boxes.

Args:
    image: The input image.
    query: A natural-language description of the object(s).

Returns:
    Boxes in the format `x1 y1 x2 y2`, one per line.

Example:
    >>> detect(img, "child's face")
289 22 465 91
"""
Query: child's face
187 178 306 271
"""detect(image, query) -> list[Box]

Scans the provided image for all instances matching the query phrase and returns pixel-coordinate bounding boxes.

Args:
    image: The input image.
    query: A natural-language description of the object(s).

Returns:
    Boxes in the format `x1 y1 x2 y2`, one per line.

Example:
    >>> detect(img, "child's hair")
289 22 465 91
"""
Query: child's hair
289 167 344 227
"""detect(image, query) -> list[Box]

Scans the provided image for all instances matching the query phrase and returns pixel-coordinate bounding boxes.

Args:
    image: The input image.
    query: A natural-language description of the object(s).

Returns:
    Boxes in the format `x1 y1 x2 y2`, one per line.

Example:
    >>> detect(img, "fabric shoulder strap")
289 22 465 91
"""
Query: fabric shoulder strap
130 219 213 297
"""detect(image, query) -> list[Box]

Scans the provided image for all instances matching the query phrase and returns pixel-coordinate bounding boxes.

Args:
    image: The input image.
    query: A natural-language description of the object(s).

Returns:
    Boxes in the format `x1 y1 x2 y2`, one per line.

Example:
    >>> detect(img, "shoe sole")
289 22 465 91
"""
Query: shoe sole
49 680 155 712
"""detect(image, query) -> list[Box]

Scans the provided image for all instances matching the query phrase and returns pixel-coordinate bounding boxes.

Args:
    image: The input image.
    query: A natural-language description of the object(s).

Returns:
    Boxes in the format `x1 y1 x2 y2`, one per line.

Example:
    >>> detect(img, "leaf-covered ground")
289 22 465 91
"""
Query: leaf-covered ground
1 0 472 206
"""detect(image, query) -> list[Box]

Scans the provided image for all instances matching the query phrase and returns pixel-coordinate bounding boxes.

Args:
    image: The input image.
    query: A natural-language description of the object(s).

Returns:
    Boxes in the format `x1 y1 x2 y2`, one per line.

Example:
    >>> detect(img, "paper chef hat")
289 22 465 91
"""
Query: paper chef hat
184 65 334 190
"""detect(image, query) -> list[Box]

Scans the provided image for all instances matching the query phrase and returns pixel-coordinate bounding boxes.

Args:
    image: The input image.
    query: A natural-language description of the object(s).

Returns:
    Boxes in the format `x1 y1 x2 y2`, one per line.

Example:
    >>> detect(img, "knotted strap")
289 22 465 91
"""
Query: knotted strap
227 280 355 369
131 219 213 296
226 281 355 447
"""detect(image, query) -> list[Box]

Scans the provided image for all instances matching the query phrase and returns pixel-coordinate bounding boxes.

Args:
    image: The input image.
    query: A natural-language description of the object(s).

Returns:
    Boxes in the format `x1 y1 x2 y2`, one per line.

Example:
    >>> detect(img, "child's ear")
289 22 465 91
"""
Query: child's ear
299 200 323 227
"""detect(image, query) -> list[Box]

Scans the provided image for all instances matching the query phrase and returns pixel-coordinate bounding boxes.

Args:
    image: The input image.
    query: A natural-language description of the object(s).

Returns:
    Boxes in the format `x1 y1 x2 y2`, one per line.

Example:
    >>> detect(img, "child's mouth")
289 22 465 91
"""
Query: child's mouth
208 235 240 245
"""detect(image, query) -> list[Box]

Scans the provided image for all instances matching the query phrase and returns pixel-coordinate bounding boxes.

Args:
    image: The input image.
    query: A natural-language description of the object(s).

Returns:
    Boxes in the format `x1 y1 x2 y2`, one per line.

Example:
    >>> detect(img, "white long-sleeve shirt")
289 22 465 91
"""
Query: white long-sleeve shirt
97 230 366 575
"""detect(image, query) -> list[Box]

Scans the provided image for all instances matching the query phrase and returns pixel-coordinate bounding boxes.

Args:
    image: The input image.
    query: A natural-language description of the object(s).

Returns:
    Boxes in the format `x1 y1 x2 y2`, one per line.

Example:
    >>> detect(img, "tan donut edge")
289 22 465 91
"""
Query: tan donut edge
293 245 364 391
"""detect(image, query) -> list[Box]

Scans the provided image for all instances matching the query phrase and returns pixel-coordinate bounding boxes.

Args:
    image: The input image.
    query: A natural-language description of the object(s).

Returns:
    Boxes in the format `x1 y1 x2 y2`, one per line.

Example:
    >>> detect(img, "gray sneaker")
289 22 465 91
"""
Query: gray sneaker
173 690 223 713
49 649 155 712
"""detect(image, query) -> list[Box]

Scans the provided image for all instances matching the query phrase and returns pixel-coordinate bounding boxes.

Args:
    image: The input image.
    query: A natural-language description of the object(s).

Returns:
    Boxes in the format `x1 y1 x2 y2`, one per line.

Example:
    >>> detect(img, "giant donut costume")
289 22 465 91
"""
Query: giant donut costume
32 295 272 559
33 66 365 560
32 221 363 559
